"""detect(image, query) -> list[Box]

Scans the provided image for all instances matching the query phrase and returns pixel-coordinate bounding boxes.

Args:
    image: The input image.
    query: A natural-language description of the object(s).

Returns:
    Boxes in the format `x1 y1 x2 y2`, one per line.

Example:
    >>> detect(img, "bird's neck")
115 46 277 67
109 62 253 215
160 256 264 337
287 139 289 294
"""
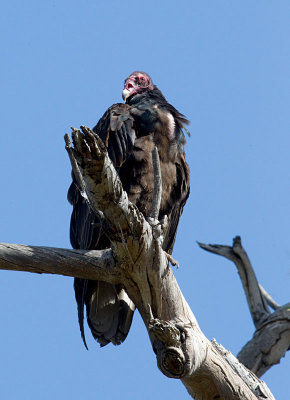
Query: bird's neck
126 86 167 106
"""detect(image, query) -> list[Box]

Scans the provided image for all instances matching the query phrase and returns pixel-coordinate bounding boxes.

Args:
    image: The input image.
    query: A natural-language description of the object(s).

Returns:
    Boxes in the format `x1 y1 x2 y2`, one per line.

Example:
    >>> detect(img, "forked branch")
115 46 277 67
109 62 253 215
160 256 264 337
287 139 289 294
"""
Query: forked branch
0 126 277 400
198 237 290 377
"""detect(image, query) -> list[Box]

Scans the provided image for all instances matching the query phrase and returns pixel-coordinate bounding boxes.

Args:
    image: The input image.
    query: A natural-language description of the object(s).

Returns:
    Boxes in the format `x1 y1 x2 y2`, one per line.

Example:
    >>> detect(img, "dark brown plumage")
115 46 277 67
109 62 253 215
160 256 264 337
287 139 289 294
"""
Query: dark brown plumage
68 72 190 348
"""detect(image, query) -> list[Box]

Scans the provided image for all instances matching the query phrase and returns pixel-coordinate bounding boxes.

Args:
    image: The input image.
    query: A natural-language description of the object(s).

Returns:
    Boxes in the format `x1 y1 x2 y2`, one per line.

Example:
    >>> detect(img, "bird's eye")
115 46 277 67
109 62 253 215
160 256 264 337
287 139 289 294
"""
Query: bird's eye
140 77 145 81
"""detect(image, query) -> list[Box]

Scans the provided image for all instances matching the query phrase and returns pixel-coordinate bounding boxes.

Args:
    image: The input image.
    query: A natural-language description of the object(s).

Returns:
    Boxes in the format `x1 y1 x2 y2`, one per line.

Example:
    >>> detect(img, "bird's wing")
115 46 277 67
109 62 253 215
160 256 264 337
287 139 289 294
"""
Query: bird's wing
68 103 136 249
68 103 137 250
93 103 136 168
68 103 136 348
162 152 190 254
68 176 107 350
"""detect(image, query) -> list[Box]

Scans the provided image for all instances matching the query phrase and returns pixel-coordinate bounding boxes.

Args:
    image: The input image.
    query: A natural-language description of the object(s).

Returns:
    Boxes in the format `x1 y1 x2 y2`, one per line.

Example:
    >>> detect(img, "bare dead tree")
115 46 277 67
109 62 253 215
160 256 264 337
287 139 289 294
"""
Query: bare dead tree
0 126 289 399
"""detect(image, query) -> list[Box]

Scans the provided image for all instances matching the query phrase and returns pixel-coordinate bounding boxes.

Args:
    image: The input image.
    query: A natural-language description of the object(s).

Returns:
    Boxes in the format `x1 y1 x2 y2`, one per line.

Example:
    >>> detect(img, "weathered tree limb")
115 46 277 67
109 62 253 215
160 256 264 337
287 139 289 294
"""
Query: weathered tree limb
259 284 280 310
212 340 275 399
0 126 277 399
0 242 274 399
67 126 147 240
0 244 117 282
198 237 290 377
238 306 290 377
65 129 88 199
198 236 270 328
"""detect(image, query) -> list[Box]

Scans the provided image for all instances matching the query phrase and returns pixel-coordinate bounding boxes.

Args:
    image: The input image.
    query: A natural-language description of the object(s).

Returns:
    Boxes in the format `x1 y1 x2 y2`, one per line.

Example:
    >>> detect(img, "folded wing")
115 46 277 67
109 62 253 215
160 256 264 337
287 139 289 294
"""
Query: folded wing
68 103 136 348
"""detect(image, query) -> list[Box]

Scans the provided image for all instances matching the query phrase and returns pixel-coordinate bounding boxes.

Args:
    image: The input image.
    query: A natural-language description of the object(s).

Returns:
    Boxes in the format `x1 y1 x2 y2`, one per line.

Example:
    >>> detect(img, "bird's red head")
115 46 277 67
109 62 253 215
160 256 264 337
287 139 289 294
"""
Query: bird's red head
122 71 154 101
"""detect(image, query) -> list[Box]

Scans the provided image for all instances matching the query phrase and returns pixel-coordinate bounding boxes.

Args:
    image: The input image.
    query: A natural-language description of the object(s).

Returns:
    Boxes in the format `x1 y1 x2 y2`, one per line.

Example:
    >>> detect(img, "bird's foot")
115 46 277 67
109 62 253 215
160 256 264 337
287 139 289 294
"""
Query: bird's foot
165 252 179 269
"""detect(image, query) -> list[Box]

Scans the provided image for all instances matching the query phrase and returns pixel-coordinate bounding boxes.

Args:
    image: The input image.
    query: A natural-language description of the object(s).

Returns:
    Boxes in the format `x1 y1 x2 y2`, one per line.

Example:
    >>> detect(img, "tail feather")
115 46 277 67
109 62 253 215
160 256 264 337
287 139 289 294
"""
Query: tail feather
82 281 135 347
74 278 89 350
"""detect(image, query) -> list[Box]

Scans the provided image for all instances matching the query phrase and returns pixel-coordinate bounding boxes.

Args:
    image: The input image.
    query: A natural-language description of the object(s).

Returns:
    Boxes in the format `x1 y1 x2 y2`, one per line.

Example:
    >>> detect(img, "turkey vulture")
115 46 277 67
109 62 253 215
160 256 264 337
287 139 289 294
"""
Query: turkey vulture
68 71 190 348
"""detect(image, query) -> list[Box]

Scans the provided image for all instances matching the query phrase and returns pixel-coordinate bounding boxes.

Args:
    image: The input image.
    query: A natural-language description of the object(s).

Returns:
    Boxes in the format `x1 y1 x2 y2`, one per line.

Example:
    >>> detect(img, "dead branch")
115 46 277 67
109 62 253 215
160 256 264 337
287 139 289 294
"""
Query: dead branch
198 237 290 377
259 285 280 310
0 126 278 400
198 236 270 327
237 306 290 377
0 244 117 282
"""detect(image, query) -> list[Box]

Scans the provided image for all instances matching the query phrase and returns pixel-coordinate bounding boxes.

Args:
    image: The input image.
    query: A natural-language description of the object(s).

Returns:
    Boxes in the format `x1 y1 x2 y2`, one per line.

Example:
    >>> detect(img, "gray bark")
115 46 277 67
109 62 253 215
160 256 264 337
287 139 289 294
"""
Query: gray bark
0 126 285 399
198 237 290 378
0 244 116 281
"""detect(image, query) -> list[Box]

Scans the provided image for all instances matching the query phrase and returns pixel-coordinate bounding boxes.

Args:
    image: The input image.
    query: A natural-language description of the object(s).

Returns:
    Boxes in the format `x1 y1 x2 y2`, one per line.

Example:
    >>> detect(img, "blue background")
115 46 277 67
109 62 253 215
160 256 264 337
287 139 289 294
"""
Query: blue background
0 1 289 399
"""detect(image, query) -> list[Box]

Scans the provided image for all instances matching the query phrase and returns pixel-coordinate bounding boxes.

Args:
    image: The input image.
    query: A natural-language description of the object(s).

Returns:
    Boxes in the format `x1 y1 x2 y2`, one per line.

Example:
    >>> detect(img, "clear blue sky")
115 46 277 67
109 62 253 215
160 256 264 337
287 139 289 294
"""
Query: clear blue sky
0 1 289 399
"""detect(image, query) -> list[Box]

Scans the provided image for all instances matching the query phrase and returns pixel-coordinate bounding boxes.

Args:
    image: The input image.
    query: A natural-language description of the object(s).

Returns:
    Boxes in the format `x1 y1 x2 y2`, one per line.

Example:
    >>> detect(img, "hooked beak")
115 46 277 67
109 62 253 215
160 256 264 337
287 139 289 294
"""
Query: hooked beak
122 88 130 101
122 79 135 102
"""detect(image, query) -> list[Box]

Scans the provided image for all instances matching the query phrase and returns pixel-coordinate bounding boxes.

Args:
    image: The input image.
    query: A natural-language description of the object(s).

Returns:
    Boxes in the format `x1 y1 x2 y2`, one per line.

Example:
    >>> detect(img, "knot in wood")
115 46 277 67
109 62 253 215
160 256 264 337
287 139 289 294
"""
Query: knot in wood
149 318 180 346
149 319 188 379
157 347 186 379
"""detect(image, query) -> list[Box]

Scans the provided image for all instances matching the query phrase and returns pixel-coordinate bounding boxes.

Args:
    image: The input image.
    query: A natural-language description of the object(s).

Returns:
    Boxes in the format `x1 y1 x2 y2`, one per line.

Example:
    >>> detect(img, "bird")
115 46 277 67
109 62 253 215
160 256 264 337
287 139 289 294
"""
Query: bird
68 71 190 348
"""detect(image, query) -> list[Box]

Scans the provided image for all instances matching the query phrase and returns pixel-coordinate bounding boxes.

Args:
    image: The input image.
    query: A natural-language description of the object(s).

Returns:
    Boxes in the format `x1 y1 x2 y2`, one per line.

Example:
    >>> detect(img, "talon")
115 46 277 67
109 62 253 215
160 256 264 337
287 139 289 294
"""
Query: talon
160 215 168 230
146 216 159 227
165 252 179 268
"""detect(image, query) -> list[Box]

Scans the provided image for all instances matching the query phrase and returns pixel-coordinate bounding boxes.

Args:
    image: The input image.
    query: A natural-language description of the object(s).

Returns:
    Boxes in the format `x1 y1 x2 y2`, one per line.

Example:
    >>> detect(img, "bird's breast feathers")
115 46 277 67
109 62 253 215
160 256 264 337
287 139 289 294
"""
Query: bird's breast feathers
151 104 176 141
